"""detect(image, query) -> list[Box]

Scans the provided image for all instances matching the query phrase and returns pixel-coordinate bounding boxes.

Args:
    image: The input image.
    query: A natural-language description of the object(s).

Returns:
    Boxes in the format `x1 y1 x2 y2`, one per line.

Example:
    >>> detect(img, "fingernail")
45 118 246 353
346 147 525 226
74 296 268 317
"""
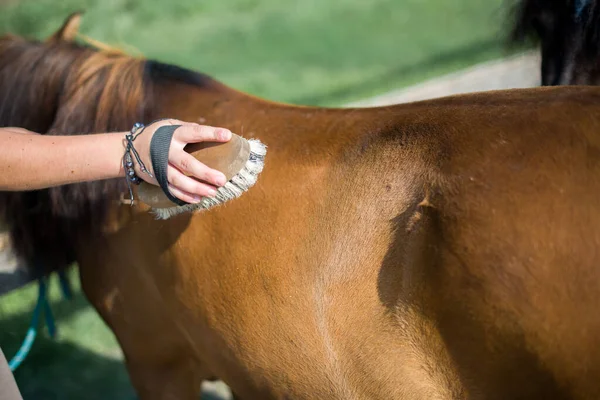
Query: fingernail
193 196 203 203
216 174 227 186
219 129 232 141
207 188 217 197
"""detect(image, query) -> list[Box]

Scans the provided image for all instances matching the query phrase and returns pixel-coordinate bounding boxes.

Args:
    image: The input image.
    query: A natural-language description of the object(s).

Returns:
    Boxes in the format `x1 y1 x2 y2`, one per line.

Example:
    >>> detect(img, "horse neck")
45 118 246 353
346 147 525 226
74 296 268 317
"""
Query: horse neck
147 65 385 165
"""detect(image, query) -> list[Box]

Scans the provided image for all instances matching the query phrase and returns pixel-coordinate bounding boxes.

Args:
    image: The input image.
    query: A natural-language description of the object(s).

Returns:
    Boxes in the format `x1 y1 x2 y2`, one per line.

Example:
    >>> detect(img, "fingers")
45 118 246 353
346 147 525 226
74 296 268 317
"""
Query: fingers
167 164 220 200
170 151 227 187
167 183 206 204
174 123 232 143
140 119 233 204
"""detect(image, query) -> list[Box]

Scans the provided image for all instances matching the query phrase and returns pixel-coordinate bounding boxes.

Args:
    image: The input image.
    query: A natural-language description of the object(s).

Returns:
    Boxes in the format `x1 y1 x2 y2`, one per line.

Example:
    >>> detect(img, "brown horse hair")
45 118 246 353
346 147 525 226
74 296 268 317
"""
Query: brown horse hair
0 33 214 275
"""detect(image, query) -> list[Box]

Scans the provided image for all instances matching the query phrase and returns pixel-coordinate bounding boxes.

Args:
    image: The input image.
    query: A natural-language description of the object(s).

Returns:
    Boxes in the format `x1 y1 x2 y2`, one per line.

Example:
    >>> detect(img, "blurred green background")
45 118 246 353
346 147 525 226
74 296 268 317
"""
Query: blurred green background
1 0 517 106
0 0 523 398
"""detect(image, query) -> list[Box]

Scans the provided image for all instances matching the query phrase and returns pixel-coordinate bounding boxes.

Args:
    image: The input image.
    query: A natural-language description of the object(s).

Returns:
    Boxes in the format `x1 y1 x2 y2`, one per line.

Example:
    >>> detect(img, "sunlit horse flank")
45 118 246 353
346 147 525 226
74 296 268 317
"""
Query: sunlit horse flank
3 12 600 400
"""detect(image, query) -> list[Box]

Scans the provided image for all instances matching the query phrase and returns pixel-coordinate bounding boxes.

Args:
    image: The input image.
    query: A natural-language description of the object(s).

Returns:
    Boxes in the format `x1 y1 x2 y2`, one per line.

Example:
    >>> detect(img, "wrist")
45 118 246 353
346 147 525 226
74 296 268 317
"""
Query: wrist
104 131 129 180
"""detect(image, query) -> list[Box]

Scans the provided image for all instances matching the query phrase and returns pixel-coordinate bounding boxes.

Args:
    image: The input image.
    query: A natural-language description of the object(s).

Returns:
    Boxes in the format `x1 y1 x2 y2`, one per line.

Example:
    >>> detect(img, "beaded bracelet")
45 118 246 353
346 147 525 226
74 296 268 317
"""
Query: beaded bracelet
122 122 154 204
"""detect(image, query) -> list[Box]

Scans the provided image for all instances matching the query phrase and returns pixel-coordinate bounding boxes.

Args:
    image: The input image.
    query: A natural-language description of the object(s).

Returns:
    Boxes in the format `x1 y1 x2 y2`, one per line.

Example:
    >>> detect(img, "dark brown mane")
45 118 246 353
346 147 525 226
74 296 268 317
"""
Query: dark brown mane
0 34 160 274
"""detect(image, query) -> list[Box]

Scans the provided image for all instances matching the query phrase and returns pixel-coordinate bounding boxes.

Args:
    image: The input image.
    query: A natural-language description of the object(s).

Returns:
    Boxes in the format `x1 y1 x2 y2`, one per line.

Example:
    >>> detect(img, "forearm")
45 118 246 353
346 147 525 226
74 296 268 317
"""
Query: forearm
0 127 127 191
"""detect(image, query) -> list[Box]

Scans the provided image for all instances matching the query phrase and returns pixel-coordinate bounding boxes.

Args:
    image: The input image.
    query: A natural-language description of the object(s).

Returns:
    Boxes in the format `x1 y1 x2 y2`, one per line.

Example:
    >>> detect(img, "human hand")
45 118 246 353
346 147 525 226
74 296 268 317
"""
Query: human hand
130 119 232 204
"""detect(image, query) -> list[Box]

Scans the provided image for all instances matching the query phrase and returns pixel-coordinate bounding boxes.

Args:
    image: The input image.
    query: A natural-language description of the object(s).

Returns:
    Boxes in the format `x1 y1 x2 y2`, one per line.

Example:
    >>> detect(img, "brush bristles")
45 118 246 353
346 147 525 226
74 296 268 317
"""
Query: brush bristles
150 138 267 219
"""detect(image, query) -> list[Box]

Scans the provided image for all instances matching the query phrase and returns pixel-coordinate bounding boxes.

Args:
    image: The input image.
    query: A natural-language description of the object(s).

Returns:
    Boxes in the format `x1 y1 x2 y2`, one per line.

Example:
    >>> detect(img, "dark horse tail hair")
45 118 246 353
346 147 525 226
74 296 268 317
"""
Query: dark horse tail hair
508 0 600 58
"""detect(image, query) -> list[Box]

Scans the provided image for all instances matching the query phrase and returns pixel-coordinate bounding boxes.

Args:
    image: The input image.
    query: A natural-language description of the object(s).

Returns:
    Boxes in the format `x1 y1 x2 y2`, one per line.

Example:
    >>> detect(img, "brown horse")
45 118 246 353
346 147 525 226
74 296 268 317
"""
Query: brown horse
3 13 600 400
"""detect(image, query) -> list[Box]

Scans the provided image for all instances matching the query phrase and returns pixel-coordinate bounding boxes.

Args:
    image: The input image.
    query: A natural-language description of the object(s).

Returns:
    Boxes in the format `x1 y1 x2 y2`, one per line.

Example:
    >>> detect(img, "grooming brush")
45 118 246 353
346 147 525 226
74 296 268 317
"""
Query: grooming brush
137 133 266 219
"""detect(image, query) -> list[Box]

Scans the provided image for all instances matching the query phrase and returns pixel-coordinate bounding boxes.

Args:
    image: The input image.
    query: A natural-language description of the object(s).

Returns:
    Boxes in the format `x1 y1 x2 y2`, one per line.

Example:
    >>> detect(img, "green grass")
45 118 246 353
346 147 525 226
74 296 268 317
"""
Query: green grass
0 0 518 106
0 0 524 398
0 268 137 400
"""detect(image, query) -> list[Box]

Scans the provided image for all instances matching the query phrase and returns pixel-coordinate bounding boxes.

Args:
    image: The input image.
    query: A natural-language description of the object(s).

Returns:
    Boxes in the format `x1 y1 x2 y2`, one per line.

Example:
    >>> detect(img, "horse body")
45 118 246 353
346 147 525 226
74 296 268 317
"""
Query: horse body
81 79 600 399
3 15 600 399
79 84 449 399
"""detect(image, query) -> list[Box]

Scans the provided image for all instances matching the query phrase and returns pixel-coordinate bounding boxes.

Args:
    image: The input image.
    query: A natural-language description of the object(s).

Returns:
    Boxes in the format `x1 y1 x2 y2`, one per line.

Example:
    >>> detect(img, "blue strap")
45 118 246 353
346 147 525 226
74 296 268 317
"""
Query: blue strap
7 271 70 371
58 270 72 300
8 278 47 371
42 293 56 339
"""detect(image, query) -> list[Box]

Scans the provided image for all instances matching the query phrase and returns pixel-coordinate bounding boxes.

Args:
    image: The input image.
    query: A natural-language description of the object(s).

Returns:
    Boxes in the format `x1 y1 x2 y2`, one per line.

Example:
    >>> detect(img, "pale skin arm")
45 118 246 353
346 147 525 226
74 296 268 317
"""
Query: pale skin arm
0 120 232 204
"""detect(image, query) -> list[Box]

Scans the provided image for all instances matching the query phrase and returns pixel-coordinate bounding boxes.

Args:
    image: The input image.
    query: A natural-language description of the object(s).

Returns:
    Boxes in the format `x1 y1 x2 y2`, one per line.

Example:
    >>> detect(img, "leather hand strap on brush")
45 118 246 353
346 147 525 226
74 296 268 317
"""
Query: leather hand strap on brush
149 124 186 206
124 121 267 220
